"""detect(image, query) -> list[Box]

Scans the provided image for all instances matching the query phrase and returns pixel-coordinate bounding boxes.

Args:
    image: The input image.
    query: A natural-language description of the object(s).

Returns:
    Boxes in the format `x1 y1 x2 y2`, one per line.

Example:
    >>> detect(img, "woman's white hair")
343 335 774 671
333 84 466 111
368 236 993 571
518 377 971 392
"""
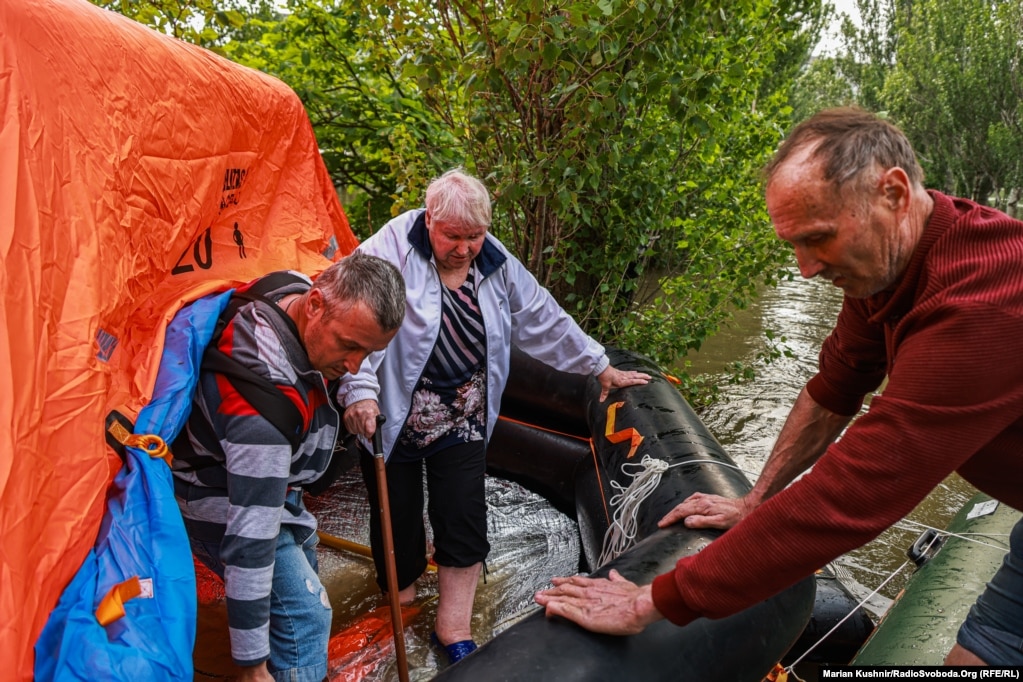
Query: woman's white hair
424 167 492 229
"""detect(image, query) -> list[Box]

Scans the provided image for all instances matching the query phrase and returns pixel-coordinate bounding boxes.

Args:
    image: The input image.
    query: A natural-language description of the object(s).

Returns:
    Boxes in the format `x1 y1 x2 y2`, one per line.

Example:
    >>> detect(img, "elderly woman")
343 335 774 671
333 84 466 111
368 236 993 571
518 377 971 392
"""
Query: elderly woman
338 168 649 664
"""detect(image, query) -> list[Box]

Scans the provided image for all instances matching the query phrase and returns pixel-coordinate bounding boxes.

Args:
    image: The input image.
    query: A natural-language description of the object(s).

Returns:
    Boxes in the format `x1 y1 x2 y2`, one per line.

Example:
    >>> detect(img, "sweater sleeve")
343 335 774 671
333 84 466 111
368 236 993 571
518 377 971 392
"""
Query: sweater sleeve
212 317 296 666
336 350 383 408
806 298 887 417
652 302 1023 624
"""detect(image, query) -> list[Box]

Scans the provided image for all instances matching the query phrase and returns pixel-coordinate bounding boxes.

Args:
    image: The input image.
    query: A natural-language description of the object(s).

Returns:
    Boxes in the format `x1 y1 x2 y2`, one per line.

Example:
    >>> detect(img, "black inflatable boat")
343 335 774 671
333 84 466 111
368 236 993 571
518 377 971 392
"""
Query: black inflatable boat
431 348 825 681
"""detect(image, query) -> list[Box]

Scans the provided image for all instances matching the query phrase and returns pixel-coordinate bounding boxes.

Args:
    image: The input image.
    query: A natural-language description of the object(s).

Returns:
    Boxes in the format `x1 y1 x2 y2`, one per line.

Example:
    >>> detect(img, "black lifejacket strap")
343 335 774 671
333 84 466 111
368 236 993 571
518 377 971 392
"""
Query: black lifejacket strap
172 272 310 470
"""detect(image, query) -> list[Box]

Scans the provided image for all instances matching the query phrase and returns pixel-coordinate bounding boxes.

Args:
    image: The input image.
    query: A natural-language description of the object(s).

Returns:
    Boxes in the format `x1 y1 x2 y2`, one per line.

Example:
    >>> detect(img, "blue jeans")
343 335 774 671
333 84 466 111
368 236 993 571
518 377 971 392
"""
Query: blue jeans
957 517 1023 665
192 494 331 682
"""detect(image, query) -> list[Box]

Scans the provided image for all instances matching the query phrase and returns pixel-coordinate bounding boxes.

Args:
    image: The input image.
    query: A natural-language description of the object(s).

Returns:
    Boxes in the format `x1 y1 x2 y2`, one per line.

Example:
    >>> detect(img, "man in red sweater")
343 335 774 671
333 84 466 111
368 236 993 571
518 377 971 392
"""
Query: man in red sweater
535 107 1023 666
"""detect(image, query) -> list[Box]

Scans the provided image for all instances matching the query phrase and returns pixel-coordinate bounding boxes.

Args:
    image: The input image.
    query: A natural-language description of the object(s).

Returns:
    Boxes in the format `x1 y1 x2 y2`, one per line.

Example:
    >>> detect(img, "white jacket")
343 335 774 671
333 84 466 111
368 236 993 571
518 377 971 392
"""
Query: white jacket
337 208 609 460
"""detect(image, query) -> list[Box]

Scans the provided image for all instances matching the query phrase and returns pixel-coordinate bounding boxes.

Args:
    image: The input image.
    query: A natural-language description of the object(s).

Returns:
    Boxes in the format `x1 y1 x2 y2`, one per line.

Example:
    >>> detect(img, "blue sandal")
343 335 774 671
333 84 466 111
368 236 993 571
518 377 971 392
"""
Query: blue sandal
431 632 477 664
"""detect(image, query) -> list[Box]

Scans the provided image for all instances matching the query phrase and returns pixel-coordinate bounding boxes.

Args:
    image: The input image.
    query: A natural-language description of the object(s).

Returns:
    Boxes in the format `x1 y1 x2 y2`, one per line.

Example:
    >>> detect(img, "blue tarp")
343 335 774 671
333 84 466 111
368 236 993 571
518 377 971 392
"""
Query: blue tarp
35 292 232 681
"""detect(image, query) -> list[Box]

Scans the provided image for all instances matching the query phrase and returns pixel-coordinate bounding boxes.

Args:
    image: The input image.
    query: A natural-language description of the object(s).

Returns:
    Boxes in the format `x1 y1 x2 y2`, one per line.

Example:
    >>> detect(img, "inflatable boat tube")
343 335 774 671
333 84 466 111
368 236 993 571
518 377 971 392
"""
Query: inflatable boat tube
853 494 1021 666
434 348 818 681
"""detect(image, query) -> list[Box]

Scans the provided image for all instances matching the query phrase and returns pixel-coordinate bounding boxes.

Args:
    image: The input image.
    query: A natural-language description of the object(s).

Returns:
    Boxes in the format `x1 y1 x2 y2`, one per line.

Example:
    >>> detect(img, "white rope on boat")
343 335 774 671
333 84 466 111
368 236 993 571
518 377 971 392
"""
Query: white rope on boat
597 456 758 565
897 518 1011 552
785 559 913 674
598 455 669 566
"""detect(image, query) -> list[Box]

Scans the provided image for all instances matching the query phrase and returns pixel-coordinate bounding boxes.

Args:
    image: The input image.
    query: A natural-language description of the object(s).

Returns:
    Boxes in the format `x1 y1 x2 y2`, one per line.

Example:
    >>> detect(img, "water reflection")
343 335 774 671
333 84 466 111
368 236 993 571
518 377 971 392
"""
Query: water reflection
686 268 977 614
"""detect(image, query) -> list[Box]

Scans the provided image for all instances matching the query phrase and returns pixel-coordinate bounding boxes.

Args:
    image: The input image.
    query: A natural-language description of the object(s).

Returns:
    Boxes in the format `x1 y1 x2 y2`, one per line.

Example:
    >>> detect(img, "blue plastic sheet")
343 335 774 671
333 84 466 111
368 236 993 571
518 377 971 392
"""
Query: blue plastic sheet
35 292 232 681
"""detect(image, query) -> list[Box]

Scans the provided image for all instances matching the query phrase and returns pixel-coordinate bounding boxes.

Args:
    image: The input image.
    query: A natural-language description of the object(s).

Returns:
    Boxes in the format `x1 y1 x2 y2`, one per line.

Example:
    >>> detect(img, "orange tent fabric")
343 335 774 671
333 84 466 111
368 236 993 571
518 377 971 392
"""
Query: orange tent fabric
0 0 358 678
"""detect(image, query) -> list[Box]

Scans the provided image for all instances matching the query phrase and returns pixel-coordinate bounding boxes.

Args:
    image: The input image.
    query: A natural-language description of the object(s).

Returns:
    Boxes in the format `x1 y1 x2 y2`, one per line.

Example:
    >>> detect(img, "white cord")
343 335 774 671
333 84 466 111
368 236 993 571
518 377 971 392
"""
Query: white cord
598 455 669 566
785 559 912 672
784 517 1004 672
897 518 1011 552
597 456 757 565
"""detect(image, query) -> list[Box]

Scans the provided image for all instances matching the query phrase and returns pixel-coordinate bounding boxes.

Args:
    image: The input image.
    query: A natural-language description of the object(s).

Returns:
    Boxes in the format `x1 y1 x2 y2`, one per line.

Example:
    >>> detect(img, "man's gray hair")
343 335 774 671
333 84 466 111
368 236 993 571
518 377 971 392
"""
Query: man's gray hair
313 251 405 331
764 107 925 196
424 167 492 229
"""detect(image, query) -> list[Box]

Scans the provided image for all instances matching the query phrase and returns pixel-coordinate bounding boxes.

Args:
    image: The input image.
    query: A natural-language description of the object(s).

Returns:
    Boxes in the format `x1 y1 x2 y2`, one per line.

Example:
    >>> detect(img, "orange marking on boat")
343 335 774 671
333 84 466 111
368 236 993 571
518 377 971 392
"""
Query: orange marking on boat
604 402 643 459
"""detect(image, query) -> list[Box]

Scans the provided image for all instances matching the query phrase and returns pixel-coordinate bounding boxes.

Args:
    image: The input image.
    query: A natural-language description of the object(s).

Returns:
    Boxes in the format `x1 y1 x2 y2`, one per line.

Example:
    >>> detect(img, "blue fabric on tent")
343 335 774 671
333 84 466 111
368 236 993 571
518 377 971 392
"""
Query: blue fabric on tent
35 291 233 681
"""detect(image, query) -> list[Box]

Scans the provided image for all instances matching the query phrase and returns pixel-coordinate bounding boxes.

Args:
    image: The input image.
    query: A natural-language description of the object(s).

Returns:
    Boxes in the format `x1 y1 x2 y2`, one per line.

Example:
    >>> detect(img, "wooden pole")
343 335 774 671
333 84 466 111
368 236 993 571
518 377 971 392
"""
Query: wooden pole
373 414 410 682
316 532 373 559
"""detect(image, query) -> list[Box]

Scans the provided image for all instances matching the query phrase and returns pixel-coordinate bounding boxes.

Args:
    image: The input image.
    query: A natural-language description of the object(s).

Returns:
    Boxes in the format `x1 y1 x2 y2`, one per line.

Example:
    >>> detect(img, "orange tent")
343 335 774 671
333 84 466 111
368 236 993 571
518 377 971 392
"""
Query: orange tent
0 0 358 678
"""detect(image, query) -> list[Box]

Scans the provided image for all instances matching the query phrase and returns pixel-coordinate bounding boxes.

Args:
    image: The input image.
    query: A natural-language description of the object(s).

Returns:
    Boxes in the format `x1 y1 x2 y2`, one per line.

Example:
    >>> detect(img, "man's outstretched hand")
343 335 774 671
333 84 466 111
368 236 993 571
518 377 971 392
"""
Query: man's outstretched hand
534 569 663 635
658 492 754 530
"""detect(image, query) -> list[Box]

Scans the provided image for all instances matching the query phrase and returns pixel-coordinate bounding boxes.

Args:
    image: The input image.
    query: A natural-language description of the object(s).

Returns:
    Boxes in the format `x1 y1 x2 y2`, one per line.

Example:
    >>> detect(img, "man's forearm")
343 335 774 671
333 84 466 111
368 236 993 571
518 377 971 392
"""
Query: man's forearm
748 386 852 506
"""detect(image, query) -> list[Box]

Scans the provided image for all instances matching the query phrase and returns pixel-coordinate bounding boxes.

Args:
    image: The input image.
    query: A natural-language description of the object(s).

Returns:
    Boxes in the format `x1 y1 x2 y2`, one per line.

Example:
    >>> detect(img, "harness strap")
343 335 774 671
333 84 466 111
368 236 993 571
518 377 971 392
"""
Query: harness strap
172 272 310 470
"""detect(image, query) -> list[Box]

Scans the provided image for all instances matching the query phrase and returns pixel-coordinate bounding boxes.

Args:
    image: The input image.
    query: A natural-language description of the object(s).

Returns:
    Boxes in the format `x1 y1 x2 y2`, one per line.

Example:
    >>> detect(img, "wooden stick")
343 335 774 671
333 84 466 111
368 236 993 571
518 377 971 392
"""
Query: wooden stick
316 531 373 558
373 414 410 682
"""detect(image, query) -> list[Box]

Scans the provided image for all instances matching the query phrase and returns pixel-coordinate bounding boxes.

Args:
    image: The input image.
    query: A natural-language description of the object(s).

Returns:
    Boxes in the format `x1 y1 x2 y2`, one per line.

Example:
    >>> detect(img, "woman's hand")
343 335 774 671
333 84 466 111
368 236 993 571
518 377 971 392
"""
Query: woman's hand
596 365 651 402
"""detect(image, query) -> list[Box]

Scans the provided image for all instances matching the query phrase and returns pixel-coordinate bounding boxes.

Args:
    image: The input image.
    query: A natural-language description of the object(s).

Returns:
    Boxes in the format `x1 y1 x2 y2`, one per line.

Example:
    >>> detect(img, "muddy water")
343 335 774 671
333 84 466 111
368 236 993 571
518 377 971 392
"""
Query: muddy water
686 268 978 615
192 472 580 681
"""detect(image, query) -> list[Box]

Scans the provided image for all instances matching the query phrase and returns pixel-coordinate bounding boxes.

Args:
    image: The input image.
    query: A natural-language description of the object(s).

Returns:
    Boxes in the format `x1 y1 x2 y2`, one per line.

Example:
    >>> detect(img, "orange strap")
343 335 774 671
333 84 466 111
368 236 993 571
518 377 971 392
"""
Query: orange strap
95 576 142 626
107 420 172 465
605 401 643 459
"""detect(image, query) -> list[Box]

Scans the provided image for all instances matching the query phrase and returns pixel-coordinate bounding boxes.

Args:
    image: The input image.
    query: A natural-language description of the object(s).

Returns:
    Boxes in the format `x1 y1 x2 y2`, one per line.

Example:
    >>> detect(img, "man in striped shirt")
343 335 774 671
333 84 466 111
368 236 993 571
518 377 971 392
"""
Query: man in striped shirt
172 252 405 682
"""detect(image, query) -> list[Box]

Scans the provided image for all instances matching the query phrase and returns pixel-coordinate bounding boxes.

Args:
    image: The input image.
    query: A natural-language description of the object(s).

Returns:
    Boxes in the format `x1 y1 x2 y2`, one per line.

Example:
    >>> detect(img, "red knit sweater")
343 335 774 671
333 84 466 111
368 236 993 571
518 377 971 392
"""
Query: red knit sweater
652 192 1023 625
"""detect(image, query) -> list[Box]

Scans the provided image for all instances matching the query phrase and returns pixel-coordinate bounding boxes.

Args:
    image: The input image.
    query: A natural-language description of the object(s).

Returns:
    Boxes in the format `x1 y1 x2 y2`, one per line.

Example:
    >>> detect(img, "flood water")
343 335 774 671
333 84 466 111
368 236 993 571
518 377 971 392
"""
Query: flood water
686 267 978 615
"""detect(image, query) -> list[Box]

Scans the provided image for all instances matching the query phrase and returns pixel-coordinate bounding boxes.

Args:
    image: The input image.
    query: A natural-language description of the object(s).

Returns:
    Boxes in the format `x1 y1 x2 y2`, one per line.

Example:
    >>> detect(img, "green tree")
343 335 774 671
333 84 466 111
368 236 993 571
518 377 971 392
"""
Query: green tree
790 55 857 123
881 0 1023 204
91 0 825 385
798 0 1023 207
91 0 263 47
218 3 451 237
838 0 898 112
344 1 819 366
790 0 894 123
